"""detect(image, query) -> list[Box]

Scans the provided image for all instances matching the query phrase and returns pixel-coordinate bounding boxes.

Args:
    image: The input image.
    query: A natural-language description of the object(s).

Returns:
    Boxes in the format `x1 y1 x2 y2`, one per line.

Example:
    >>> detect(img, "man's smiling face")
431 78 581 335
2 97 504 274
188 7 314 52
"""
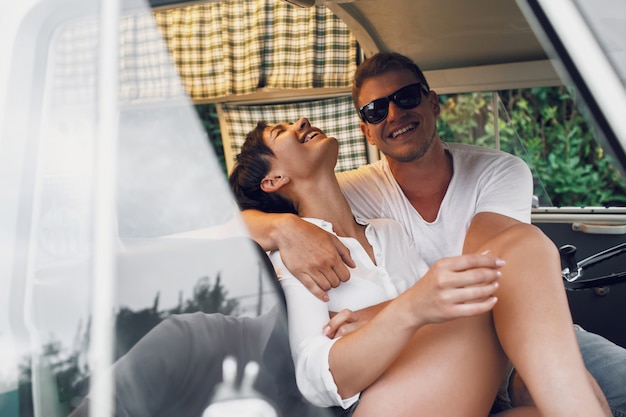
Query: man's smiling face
358 69 441 164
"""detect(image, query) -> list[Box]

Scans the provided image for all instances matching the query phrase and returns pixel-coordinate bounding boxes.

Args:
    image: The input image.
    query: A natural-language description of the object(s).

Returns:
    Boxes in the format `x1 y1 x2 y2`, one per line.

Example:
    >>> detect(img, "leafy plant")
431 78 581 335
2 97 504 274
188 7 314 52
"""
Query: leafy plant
196 103 227 175
438 87 626 207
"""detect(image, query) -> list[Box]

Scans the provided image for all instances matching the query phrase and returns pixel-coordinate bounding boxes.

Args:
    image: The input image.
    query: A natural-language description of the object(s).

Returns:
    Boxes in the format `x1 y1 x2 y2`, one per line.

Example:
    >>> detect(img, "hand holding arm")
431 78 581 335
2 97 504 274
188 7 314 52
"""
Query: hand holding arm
325 302 389 339
242 209 356 301
323 229 512 338
327 252 503 398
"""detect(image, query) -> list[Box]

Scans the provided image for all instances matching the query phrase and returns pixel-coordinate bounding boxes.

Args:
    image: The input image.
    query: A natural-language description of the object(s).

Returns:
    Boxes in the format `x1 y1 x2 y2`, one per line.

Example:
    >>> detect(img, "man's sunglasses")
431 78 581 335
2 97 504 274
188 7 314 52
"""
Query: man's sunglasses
358 83 429 124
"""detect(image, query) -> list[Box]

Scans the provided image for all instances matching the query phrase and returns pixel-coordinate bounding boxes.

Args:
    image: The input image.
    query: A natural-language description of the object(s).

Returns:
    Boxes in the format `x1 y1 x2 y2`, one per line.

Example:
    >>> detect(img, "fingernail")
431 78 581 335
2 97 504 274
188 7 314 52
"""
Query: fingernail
496 258 506 267
481 250 491 255
322 326 330 336
323 294 330 302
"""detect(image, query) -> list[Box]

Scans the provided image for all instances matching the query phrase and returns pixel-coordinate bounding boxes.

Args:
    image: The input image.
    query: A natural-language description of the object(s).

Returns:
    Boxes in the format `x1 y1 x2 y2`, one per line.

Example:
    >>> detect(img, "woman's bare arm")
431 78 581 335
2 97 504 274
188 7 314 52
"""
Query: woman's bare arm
325 254 502 398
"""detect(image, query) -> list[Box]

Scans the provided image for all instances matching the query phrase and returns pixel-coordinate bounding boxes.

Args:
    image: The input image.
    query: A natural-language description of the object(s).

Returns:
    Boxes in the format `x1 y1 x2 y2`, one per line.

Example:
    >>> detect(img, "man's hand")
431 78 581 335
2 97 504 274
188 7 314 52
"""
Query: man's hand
241 210 355 301
275 215 356 301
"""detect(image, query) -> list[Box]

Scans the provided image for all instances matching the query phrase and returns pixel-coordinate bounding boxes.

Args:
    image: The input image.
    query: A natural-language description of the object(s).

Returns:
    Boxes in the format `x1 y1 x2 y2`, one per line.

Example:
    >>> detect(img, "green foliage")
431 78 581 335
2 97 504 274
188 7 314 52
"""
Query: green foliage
438 92 494 147
196 88 626 206
438 87 626 207
196 103 227 175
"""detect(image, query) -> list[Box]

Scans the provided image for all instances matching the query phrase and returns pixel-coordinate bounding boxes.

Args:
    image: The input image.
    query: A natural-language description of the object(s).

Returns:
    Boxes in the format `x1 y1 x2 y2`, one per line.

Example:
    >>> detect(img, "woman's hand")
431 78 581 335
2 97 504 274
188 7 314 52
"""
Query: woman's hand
323 253 503 337
323 309 360 339
324 302 389 339
403 252 504 325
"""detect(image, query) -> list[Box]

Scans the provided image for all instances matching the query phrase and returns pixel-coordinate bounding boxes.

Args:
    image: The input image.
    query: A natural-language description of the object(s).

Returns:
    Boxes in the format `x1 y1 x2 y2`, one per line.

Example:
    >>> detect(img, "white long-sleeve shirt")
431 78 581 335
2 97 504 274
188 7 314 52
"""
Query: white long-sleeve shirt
272 217 428 408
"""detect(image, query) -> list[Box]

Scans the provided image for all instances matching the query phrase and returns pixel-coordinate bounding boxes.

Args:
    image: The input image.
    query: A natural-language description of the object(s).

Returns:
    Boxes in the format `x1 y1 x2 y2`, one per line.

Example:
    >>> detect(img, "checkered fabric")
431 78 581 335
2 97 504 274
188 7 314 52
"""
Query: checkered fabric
50 9 187 105
154 0 358 100
49 1 356 104
50 17 99 106
121 10 185 102
221 95 368 173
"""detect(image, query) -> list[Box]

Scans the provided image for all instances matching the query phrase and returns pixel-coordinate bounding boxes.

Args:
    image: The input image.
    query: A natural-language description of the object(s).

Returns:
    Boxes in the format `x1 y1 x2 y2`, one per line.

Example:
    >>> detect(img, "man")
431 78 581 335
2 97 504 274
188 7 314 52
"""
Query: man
242 52 626 415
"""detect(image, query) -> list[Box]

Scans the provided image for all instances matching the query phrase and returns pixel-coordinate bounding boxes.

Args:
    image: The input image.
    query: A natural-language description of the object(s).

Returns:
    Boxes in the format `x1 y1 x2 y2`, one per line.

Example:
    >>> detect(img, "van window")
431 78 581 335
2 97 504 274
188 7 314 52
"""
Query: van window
1 2 289 415
438 88 626 208
203 86 626 208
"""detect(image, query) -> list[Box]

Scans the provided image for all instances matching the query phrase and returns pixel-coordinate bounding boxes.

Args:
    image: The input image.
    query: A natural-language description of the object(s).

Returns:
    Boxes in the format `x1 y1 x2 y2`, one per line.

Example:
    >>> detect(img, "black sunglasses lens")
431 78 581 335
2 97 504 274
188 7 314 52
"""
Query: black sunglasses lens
394 84 422 109
360 83 425 124
362 99 389 124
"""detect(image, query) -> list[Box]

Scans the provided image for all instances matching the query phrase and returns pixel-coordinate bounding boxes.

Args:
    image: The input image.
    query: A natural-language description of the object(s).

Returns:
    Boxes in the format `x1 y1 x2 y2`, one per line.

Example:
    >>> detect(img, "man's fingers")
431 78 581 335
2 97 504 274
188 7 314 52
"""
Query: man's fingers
315 247 351 286
332 264 351 283
278 221 353 301
293 262 346 302
301 274 330 302
334 239 355 269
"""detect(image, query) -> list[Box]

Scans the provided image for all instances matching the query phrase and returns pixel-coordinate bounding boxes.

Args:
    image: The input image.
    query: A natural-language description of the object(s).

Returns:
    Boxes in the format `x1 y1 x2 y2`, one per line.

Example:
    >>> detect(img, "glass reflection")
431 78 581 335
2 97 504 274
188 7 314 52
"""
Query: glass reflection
0 0 323 416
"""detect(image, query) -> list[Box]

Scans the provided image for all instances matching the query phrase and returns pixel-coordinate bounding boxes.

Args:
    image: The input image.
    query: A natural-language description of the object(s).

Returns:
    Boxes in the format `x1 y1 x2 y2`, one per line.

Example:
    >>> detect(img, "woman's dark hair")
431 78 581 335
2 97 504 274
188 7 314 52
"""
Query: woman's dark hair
229 121 297 214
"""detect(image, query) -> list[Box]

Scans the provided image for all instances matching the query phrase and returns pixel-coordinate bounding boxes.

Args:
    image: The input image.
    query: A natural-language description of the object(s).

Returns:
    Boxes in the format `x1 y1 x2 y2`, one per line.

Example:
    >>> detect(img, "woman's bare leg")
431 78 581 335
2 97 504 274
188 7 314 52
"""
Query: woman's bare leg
354 312 507 417
476 223 610 416
352 223 608 417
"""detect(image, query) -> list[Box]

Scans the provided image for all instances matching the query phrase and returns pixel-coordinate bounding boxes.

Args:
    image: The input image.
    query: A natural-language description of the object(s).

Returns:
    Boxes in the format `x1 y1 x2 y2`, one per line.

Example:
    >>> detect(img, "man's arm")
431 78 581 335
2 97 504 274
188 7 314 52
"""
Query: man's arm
242 209 355 301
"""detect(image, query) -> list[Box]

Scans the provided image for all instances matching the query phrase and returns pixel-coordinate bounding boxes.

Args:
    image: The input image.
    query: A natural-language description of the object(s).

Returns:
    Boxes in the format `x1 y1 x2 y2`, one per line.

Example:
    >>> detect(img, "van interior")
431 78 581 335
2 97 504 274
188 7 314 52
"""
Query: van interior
0 0 624 416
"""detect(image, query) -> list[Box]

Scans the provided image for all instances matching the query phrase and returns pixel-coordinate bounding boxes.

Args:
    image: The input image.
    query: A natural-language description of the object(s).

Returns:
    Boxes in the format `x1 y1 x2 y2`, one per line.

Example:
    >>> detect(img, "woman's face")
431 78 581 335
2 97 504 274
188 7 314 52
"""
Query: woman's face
262 117 338 180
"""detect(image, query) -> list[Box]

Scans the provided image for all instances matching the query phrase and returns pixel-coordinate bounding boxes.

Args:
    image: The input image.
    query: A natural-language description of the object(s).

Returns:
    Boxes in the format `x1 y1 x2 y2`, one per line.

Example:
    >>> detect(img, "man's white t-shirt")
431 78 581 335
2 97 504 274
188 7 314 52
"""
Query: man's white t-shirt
337 142 533 265
273 217 429 409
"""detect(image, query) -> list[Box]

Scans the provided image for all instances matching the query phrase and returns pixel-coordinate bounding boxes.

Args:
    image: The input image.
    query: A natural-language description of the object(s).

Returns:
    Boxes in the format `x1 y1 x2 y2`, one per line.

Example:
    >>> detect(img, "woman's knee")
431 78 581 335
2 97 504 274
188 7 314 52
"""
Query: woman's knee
482 223 558 262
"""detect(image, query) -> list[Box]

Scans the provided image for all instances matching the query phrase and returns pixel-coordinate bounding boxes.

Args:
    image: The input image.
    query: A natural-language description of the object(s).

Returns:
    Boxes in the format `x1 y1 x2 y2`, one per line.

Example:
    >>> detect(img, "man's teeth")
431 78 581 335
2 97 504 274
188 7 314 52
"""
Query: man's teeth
391 125 413 138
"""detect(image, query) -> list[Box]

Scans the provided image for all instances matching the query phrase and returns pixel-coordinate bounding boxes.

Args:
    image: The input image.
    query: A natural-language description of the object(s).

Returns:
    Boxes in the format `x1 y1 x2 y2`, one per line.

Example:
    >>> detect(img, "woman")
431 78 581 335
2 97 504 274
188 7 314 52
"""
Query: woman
229 117 609 417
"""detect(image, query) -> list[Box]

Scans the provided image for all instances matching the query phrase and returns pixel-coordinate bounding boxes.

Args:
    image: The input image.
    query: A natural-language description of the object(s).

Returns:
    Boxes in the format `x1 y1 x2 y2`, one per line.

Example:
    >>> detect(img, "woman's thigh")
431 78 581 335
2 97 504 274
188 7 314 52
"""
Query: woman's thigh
354 313 506 417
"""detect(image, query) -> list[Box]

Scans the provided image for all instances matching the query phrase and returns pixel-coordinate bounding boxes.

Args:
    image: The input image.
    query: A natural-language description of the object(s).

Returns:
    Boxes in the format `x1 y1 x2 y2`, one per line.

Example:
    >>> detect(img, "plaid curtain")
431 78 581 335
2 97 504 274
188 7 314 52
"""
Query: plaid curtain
50 10 187 105
50 1 357 104
154 0 358 100
221 95 368 173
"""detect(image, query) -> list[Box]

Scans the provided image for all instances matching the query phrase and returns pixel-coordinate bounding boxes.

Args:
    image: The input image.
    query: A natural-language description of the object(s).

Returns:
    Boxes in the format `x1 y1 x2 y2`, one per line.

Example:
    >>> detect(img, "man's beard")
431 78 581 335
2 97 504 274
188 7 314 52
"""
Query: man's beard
385 125 437 163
